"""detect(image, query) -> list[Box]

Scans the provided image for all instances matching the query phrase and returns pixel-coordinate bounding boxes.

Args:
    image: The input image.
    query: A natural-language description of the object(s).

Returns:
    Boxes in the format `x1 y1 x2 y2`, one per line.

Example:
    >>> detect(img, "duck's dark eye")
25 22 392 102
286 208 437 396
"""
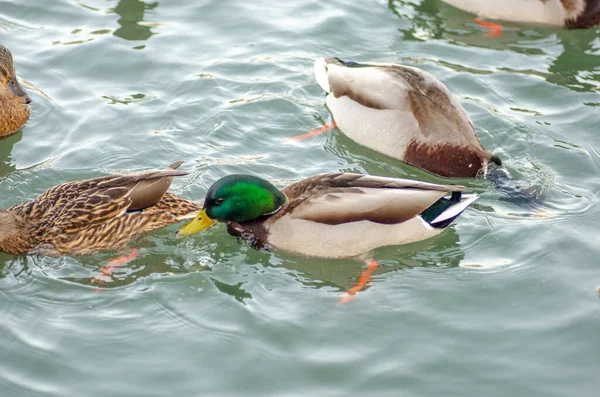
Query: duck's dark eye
214 198 225 205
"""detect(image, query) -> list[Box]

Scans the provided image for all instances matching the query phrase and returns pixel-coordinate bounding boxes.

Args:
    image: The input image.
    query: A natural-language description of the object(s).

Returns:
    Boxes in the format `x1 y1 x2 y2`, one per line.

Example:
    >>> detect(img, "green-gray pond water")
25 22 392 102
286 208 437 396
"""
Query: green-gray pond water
1 0 599 395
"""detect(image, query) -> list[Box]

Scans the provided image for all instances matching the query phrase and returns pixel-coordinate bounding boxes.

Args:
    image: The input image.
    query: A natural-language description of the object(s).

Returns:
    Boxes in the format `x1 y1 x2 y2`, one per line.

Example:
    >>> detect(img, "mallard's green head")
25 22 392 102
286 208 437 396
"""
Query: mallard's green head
177 175 286 238
204 174 285 222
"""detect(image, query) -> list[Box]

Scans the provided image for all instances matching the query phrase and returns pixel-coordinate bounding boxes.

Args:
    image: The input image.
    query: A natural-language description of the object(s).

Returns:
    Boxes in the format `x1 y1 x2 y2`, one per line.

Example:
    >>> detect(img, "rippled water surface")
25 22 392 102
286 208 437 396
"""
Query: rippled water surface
1 0 599 395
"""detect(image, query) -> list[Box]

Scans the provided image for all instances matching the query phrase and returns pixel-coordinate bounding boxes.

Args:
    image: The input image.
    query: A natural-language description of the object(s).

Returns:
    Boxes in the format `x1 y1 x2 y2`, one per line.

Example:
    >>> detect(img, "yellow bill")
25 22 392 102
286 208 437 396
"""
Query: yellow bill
176 209 217 238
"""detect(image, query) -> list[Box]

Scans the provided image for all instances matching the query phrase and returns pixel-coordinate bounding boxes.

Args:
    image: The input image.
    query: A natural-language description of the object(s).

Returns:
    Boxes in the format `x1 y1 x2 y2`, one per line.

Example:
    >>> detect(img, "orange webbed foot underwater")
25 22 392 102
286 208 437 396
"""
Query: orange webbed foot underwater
474 18 504 38
290 122 337 141
92 248 140 285
338 259 379 305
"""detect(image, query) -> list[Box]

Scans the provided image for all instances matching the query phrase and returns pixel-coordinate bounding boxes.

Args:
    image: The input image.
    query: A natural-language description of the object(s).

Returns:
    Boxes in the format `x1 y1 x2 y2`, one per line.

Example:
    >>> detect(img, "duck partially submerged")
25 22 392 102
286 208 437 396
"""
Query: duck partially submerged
442 0 600 28
314 57 502 179
177 173 477 259
0 44 31 138
0 162 201 256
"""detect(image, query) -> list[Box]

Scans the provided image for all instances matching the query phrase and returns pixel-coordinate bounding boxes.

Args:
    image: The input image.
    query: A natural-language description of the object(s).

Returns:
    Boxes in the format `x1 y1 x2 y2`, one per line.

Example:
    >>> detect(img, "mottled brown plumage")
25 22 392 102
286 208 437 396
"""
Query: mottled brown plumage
0 162 201 256
0 44 31 138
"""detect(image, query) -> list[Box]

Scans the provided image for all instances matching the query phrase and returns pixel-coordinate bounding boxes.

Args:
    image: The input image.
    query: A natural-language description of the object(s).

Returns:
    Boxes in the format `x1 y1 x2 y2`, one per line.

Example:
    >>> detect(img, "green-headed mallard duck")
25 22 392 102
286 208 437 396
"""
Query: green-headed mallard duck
0 162 201 256
313 57 502 179
0 44 31 138
442 0 599 28
177 173 477 259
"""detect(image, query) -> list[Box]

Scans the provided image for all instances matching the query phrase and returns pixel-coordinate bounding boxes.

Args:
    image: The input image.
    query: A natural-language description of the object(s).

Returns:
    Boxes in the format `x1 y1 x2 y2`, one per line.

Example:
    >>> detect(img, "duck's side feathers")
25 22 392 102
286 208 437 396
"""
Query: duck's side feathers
404 141 491 178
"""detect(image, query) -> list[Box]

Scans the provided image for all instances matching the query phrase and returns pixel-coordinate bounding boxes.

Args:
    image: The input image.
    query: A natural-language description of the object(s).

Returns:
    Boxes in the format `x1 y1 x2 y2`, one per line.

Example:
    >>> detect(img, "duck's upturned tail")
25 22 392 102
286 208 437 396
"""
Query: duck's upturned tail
314 57 331 93
420 192 478 229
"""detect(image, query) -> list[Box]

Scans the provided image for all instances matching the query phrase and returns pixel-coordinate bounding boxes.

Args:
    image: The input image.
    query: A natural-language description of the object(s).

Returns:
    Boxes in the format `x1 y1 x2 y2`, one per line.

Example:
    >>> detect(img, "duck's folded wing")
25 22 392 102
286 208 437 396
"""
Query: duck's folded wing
283 173 464 197
46 164 188 233
285 173 464 226
328 173 464 192
97 163 188 211
290 186 447 225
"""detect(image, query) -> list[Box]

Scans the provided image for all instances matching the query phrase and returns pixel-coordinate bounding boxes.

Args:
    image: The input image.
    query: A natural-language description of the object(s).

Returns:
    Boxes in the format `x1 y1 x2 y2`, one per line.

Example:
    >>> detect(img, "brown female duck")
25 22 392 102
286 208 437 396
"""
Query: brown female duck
0 44 31 138
0 162 201 256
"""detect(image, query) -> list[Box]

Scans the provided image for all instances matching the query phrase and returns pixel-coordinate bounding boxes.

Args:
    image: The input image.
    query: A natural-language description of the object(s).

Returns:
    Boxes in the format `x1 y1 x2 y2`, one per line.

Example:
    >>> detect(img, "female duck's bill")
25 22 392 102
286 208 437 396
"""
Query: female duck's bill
176 173 478 260
441 0 600 29
0 44 32 138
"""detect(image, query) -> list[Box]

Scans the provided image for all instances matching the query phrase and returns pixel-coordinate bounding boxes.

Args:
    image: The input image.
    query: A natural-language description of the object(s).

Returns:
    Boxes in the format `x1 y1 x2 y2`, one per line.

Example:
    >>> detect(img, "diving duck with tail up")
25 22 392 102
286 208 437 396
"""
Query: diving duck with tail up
311 57 543 202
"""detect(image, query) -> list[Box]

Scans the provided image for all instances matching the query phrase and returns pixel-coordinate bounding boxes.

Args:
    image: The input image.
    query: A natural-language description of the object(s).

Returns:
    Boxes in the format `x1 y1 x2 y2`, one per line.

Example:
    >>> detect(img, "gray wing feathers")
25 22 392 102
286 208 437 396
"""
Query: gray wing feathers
328 173 465 192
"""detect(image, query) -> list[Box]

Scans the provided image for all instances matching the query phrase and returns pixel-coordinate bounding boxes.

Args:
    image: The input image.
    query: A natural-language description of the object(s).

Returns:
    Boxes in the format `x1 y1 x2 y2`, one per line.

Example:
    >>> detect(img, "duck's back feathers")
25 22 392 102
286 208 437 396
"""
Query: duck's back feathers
14 161 187 221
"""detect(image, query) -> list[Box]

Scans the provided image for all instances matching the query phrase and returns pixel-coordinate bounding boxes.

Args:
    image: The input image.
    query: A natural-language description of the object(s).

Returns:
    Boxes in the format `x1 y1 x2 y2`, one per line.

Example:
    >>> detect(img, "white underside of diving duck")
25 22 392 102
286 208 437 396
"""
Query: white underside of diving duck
442 0 583 25
326 95 416 160
318 62 419 160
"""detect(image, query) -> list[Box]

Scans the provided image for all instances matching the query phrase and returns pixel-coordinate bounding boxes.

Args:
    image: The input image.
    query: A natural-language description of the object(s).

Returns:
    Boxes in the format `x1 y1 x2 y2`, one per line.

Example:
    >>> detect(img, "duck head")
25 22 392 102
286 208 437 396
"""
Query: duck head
176 175 286 237
0 44 31 138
